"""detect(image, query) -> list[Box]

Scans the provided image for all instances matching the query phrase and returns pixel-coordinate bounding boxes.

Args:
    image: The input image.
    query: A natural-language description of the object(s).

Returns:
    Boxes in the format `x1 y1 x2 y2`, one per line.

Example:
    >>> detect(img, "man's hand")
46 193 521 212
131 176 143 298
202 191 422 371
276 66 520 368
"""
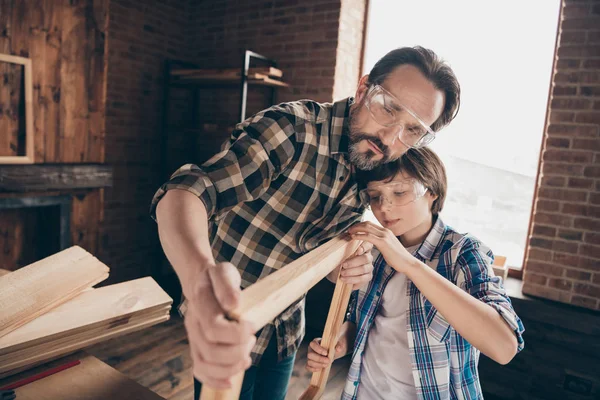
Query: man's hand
327 241 374 290
184 262 257 389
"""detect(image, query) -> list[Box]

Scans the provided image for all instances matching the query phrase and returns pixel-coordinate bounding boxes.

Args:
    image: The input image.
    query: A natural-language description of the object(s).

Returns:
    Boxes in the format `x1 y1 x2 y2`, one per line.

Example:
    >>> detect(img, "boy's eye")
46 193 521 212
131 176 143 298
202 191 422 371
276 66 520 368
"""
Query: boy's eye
394 192 407 196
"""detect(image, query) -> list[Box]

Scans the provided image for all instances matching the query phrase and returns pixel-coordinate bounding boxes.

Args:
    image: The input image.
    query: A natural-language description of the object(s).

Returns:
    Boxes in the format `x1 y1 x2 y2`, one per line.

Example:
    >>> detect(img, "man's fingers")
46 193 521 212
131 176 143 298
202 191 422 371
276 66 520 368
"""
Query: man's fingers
207 262 242 311
341 262 373 278
193 326 256 365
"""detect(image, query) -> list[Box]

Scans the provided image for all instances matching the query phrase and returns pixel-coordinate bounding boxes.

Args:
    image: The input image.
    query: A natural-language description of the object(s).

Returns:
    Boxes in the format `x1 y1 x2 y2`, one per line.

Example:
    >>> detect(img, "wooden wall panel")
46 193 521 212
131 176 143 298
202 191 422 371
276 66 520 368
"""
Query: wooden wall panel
0 0 106 163
0 0 107 271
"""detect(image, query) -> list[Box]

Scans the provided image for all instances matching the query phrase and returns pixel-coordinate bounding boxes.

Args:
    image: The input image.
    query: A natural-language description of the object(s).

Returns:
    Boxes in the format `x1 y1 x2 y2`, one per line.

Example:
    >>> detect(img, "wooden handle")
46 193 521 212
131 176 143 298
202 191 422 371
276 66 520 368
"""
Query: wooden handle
200 371 245 400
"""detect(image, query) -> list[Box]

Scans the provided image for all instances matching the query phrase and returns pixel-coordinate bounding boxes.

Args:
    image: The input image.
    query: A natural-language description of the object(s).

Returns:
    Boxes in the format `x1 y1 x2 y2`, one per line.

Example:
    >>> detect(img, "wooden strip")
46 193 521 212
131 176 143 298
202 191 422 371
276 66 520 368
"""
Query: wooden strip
0 246 109 338
202 237 361 399
24 57 34 162
0 352 166 400
300 276 355 399
0 314 170 377
0 53 29 65
0 277 172 355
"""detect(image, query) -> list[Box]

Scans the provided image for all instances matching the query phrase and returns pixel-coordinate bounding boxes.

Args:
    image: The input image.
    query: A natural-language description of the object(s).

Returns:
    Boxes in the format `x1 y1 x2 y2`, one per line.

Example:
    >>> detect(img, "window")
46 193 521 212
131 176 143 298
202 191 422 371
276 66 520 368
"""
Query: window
363 0 561 269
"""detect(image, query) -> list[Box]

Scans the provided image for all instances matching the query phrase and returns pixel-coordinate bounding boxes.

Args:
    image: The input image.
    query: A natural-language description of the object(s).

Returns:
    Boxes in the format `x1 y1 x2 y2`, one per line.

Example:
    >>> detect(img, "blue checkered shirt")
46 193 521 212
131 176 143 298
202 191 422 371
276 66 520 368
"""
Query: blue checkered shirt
343 217 525 400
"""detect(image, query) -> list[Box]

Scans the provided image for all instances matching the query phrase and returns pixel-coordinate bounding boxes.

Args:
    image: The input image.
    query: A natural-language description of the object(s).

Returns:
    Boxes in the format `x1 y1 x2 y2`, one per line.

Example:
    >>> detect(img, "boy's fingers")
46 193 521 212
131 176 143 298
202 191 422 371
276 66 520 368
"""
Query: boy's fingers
309 339 327 356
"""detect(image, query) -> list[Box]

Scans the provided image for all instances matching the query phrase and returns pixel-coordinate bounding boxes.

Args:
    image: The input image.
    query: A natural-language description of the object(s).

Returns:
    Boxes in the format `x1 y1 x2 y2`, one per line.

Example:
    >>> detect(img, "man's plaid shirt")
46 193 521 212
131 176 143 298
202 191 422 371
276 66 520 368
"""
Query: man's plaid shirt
151 98 364 364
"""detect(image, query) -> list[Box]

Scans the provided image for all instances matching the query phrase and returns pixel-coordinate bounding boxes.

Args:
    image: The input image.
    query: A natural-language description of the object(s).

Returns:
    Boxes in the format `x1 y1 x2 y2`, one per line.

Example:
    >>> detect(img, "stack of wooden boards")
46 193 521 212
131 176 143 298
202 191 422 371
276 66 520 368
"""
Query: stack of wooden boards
170 66 289 87
0 246 172 378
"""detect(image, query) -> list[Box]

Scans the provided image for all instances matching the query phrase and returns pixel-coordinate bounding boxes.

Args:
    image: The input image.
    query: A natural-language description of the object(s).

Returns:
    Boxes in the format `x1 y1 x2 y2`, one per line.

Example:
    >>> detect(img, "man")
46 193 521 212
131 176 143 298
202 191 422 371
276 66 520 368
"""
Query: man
151 46 460 400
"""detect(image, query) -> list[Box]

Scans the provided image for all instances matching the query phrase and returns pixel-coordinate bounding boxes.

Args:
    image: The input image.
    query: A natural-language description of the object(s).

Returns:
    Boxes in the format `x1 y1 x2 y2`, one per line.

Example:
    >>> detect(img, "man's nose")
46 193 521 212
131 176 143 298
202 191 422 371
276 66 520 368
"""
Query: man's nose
379 124 403 147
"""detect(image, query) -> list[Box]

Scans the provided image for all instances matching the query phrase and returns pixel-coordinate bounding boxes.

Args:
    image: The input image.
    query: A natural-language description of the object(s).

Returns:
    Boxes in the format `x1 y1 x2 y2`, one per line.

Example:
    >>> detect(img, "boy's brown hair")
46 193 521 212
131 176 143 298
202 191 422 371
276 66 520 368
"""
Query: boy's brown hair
356 147 448 215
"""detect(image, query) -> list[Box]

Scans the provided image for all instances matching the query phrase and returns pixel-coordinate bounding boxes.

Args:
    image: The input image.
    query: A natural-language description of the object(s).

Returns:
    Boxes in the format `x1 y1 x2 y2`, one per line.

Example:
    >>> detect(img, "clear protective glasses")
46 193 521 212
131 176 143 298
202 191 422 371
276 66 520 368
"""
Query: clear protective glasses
359 179 428 208
364 85 436 148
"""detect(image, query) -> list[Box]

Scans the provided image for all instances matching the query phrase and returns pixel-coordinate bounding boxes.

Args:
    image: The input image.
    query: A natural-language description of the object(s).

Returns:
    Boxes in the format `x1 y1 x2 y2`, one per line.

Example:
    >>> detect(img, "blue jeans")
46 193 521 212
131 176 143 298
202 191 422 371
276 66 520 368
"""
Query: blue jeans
194 333 296 400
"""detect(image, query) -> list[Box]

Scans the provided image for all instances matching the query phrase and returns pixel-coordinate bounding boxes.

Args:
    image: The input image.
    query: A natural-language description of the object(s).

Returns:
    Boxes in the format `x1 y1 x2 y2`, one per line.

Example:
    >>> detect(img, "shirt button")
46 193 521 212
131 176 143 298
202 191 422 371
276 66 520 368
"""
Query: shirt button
376 291 381 296
339 176 344 181
354 381 359 386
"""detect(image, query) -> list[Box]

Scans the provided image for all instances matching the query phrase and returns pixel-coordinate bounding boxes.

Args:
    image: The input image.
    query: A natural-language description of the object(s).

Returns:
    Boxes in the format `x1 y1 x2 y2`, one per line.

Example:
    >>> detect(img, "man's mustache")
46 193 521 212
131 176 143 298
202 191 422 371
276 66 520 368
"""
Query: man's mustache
350 133 390 157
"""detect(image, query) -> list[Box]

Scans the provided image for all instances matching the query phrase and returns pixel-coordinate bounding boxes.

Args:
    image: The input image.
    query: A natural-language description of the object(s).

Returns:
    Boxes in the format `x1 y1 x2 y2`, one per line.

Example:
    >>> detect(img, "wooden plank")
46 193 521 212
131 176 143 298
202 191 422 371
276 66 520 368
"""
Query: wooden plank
86 0 107 163
42 0 62 163
0 306 170 365
58 1 89 163
202 237 362 400
0 352 166 400
248 76 289 88
0 246 109 338
0 164 113 192
300 276 355 399
230 237 361 328
0 313 170 377
0 277 172 356
0 307 170 367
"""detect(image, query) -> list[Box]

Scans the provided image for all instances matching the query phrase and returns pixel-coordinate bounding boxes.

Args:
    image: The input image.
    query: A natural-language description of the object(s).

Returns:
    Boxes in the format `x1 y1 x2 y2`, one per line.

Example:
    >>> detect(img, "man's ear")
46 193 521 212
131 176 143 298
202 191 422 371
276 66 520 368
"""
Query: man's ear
355 75 370 103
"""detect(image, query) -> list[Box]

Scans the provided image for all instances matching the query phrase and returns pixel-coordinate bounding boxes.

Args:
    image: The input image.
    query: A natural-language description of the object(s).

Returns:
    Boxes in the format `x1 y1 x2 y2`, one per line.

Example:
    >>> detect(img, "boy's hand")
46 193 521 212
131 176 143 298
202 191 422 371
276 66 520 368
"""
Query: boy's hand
306 336 348 372
327 241 374 290
348 222 413 272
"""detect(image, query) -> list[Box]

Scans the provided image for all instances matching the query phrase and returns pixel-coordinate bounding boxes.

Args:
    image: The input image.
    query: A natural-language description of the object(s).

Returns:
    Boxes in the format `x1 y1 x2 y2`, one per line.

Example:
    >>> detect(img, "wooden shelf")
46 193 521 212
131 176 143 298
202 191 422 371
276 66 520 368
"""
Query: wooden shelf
170 67 289 88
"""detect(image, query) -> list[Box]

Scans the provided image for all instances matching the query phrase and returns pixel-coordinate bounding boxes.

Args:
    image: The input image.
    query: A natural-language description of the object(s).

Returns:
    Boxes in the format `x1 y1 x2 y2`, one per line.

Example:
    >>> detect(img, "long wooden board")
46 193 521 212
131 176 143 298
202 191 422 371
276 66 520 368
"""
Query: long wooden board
0 307 171 365
201 237 362 400
0 277 172 355
0 246 109 338
0 313 170 377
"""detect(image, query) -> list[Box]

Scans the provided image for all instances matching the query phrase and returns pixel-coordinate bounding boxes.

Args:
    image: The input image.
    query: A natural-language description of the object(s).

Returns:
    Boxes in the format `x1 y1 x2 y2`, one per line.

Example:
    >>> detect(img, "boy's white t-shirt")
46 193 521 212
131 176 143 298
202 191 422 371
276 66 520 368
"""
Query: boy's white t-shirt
357 245 419 400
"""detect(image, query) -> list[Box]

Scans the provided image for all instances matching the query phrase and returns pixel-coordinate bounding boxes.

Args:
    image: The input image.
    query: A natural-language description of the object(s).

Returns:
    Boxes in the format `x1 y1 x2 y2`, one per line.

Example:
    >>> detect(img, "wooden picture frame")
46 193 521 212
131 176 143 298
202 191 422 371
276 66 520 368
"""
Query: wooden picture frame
0 54 34 164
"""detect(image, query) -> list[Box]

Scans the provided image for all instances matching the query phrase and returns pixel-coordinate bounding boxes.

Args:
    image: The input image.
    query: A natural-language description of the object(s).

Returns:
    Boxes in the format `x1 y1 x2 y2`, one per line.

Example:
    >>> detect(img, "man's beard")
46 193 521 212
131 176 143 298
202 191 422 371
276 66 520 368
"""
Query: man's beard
347 122 399 171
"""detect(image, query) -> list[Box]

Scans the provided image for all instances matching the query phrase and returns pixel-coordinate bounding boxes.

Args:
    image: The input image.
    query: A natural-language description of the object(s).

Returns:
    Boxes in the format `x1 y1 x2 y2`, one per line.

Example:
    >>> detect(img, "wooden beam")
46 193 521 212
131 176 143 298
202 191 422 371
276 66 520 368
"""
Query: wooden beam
201 236 362 400
0 164 113 192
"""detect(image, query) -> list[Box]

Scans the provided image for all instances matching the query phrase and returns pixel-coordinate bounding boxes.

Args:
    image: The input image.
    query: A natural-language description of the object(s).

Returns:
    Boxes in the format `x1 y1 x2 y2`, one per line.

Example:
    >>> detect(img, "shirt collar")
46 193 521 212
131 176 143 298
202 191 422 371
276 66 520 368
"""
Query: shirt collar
414 216 447 261
329 97 353 155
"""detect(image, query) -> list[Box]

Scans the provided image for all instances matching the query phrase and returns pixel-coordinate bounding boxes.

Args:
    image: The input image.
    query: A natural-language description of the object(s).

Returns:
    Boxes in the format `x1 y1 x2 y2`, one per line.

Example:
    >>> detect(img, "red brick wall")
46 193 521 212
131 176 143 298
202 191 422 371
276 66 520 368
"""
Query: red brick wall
187 0 362 131
522 0 600 311
101 0 191 284
102 0 367 290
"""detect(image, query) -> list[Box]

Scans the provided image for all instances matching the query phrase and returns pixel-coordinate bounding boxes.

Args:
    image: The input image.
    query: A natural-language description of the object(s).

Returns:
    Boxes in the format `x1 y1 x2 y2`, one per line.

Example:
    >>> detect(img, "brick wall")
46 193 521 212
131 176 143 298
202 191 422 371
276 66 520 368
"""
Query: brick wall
522 0 600 311
101 0 191 285
102 0 367 294
187 0 364 130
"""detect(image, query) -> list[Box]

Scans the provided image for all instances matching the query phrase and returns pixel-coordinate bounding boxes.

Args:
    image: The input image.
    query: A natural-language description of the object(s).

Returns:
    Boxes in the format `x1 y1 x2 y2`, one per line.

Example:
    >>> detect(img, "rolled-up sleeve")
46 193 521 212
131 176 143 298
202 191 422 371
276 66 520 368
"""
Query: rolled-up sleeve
150 108 298 221
456 238 525 352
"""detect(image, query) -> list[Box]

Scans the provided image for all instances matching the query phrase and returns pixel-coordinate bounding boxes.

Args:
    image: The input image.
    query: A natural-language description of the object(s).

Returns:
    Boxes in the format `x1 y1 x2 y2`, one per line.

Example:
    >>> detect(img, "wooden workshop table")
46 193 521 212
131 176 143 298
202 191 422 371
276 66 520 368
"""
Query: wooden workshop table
0 351 164 400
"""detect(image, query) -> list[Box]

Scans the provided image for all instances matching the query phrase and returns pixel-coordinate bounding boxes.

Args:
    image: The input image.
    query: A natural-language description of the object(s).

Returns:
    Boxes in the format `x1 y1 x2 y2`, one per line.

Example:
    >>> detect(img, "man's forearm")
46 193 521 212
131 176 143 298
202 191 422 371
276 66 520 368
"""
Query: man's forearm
156 189 215 298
